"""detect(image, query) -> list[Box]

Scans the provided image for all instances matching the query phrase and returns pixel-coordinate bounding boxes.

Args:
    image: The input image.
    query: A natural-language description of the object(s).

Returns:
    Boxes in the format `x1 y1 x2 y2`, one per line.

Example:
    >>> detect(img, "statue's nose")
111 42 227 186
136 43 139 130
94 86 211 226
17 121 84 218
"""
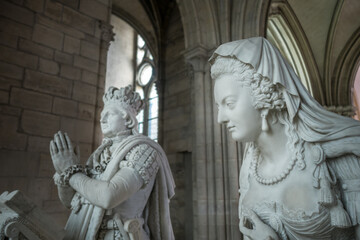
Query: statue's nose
100 115 107 123
217 108 228 124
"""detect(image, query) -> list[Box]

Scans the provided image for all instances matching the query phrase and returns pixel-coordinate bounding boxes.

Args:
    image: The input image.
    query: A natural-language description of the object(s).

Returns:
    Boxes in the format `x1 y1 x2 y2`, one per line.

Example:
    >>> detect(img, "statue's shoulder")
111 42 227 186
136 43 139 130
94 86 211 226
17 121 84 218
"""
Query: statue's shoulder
120 139 160 185
125 143 157 161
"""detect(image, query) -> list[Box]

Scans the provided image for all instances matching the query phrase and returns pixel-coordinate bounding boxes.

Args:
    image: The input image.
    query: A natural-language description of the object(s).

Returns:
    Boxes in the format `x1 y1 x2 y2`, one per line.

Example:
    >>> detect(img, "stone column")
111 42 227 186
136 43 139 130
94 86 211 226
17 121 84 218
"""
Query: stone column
185 46 243 240
92 20 115 149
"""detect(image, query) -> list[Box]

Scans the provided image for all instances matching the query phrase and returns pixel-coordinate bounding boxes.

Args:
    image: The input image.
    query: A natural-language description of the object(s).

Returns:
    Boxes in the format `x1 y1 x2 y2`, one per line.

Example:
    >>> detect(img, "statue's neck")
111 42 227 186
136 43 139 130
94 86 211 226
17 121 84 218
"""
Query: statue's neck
255 121 289 165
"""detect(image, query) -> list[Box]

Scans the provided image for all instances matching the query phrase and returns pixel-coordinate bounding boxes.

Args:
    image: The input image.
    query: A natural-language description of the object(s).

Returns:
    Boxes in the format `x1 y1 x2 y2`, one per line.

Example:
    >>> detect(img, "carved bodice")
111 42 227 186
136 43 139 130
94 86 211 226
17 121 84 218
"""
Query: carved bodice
240 143 320 212
239 142 356 239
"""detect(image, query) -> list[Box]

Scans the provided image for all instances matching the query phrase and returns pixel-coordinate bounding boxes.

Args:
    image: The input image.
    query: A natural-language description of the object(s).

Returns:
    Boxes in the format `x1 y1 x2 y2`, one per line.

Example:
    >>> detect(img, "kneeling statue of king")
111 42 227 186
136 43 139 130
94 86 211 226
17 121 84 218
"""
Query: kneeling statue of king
49 85 175 240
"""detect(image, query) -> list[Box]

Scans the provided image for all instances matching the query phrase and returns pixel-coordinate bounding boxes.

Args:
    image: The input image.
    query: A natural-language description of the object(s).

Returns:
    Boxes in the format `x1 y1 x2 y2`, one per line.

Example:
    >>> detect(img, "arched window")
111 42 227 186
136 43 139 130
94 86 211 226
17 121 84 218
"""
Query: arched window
135 35 158 141
267 14 313 94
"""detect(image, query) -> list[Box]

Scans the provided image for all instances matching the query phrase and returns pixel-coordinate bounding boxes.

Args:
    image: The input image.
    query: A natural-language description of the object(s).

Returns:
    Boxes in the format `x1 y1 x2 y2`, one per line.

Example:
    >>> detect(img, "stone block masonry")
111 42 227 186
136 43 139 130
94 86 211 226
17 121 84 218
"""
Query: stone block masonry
0 0 111 227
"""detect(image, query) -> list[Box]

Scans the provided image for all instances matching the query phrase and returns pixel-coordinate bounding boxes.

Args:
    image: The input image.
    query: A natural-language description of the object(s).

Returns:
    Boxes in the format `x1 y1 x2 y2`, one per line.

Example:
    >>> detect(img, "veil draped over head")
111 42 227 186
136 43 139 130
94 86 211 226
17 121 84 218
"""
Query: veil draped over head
209 37 360 158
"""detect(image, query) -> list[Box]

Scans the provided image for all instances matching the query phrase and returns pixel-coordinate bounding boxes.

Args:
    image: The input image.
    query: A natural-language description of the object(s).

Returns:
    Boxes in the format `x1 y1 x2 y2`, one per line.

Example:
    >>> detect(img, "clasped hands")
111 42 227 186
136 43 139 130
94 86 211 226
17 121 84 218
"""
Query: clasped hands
50 131 80 174
240 209 279 240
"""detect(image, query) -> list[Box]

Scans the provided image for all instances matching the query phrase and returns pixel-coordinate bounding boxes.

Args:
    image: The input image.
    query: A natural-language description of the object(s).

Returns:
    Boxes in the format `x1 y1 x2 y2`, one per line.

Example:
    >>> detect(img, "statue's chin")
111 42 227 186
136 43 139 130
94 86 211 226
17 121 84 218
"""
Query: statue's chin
230 133 252 143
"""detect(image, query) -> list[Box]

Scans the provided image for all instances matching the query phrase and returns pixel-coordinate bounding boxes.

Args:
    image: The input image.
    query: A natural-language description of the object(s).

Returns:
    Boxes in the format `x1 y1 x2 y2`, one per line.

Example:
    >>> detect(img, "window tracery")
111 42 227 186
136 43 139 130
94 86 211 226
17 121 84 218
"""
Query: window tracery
135 35 158 141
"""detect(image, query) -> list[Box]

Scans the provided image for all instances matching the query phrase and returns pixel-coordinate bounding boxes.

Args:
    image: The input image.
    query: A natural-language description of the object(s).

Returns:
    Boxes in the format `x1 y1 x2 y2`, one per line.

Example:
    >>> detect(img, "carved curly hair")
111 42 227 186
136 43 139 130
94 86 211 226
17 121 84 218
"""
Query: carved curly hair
210 57 286 111
103 85 144 131
103 85 144 114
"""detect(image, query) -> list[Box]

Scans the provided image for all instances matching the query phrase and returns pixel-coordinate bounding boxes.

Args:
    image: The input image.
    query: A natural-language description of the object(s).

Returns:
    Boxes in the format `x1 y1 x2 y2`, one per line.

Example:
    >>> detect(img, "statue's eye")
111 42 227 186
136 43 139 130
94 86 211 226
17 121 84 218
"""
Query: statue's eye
226 102 234 108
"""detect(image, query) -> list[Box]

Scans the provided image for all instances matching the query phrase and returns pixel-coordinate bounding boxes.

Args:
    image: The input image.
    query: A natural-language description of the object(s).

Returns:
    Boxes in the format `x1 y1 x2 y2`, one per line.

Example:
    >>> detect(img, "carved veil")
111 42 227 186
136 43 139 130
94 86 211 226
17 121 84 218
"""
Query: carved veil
209 37 360 228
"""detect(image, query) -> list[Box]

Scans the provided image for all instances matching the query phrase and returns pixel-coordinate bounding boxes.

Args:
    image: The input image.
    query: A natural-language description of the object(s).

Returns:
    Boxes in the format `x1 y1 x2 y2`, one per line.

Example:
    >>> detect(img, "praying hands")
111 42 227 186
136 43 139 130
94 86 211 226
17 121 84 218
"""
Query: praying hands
50 131 80 174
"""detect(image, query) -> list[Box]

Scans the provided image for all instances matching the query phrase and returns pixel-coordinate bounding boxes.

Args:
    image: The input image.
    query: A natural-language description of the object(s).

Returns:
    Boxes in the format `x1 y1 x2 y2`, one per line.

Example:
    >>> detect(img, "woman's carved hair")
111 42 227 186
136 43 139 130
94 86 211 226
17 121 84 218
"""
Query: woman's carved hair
103 85 144 130
210 57 286 111
211 57 305 169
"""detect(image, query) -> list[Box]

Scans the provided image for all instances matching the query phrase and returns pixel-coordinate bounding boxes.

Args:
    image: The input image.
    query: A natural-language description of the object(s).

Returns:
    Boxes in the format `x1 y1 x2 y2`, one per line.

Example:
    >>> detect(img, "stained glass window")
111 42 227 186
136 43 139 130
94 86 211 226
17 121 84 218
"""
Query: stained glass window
134 35 158 140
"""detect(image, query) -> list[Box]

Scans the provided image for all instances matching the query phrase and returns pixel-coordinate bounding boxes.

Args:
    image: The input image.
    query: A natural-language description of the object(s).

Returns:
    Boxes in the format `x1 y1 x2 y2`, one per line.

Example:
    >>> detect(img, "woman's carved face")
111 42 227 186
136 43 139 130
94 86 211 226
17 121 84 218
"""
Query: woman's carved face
214 74 262 142
100 104 127 138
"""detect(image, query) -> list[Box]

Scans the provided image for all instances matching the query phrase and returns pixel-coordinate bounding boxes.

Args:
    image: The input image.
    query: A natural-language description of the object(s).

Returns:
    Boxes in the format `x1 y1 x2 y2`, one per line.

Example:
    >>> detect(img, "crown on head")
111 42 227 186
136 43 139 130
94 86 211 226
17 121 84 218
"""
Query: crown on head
103 85 144 116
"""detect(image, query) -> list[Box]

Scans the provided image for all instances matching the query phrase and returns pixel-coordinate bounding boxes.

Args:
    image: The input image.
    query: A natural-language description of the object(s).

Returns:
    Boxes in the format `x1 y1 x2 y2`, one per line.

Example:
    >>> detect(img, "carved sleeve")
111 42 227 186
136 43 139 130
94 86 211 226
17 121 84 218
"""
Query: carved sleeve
69 167 143 210
120 144 159 187
328 154 360 225
67 144 159 210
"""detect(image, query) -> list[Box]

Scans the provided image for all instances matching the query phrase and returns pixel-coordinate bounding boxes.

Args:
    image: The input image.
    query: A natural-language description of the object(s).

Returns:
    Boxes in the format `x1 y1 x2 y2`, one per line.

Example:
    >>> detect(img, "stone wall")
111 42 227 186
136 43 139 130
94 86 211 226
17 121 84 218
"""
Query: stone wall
161 6 193 240
0 0 110 226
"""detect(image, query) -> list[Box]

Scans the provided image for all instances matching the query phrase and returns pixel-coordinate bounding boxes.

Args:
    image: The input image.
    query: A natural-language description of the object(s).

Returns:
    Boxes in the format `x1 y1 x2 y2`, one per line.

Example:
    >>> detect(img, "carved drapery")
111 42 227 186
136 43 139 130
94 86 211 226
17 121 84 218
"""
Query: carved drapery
324 105 355 117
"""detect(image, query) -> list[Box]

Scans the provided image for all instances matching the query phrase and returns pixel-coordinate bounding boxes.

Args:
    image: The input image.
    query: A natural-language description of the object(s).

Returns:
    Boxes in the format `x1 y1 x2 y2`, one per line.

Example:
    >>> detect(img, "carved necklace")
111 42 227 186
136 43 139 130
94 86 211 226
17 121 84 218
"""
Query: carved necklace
250 145 297 185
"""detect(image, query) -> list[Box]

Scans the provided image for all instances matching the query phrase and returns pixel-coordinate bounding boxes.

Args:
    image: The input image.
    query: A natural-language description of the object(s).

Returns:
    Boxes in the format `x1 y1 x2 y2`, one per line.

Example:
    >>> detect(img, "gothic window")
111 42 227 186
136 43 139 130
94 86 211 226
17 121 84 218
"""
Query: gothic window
135 35 158 141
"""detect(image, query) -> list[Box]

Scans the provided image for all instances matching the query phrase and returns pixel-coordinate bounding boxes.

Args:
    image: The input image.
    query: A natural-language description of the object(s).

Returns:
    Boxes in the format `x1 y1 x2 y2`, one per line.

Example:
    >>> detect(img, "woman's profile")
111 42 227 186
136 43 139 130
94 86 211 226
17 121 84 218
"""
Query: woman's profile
210 37 360 239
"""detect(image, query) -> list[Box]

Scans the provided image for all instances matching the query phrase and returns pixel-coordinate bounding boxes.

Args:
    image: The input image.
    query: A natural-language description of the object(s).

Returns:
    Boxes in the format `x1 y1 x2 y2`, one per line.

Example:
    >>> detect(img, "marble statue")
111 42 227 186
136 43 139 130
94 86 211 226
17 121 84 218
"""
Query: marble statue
209 37 360 239
50 85 175 240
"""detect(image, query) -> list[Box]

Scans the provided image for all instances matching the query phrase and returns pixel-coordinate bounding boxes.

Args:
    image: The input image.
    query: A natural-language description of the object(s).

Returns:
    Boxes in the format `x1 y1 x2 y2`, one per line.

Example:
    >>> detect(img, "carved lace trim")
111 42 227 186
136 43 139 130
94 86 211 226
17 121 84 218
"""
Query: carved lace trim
120 144 159 186
92 134 132 174
249 201 324 221
53 165 87 187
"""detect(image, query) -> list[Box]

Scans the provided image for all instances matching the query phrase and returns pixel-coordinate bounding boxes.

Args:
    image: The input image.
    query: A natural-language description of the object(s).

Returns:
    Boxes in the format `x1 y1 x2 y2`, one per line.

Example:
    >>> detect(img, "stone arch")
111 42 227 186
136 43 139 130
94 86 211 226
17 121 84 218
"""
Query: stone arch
176 0 218 49
267 0 324 104
333 28 360 106
177 0 270 51
324 0 360 107
111 1 158 60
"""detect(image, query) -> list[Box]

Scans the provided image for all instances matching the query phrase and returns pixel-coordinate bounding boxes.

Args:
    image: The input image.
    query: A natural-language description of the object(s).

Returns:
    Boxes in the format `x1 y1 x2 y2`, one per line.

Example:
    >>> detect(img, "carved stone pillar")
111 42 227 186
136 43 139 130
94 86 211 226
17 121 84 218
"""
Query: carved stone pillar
93 21 116 149
184 46 243 240
99 21 115 51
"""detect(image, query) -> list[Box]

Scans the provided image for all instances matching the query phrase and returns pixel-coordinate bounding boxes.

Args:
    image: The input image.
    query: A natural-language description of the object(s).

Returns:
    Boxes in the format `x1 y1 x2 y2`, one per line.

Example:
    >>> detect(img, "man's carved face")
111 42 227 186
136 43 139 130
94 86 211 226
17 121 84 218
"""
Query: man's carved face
100 104 128 138
214 74 262 142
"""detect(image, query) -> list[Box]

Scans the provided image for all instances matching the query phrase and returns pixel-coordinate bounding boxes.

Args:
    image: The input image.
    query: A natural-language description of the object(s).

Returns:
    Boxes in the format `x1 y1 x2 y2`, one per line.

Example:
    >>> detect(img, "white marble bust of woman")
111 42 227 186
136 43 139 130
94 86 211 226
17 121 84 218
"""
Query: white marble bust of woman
50 85 175 240
210 37 360 240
